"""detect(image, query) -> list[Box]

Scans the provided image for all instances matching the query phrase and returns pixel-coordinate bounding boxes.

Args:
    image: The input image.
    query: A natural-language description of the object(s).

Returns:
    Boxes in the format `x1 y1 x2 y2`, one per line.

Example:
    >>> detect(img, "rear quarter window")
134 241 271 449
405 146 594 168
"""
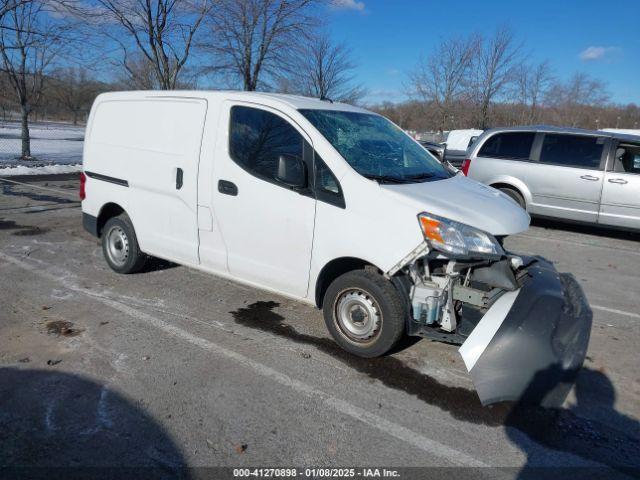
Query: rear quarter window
478 132 535 161
539 134 604 169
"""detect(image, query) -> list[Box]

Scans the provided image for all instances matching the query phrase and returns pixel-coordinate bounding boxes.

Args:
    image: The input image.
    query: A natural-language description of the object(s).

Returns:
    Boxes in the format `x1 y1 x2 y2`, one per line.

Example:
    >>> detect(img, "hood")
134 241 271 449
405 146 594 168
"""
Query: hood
380 174 530 236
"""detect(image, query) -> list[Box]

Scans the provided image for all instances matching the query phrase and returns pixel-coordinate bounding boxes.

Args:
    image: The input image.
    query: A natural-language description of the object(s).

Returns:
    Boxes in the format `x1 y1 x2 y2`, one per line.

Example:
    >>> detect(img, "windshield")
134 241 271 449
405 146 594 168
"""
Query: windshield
299 109 450 183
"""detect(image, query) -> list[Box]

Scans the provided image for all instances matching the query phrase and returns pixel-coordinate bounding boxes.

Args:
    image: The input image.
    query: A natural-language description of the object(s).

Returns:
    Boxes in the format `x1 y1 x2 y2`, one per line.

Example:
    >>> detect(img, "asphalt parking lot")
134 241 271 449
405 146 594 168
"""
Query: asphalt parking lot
1 174 639 478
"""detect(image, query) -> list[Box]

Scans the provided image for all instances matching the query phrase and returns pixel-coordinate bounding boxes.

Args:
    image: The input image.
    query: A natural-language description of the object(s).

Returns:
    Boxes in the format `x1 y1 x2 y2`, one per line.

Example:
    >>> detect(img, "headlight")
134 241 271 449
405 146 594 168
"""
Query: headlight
418 213 504 259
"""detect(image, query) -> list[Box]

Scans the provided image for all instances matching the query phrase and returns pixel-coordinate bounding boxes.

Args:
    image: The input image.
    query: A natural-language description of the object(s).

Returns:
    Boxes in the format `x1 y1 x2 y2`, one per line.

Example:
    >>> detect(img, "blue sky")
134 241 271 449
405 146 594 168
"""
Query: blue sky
326 0 640 105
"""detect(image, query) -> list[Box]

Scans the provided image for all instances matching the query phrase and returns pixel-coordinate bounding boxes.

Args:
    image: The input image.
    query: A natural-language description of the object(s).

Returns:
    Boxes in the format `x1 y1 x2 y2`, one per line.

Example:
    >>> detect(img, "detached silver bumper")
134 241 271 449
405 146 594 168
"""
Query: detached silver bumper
459 258 592 407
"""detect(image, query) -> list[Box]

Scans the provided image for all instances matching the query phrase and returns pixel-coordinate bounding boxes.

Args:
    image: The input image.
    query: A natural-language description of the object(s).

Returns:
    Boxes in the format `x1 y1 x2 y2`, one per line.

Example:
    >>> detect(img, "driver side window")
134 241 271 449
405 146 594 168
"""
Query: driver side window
229 106 303 182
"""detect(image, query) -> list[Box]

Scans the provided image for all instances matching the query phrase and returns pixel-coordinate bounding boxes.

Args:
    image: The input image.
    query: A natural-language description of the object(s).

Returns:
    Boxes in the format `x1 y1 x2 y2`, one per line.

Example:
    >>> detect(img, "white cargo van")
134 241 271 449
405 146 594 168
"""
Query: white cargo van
81 91 591 406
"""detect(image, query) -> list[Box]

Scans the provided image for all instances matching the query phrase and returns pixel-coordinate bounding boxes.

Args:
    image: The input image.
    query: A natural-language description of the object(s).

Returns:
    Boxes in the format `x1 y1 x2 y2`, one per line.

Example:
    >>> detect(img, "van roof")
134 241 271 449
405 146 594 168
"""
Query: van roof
95 90 369 114
483 124 640 142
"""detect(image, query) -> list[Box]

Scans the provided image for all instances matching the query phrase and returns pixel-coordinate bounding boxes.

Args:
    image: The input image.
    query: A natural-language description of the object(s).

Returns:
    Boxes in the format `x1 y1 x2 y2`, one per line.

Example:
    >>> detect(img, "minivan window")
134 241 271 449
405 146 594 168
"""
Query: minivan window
539 134 603 169
229 106 303 181
478 132 535 161
299 109 449 184
614 144 640 174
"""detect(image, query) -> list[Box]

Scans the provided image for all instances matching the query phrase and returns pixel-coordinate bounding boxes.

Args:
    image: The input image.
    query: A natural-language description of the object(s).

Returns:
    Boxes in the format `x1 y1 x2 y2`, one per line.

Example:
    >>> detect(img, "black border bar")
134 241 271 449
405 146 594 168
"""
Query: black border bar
84 171 129 187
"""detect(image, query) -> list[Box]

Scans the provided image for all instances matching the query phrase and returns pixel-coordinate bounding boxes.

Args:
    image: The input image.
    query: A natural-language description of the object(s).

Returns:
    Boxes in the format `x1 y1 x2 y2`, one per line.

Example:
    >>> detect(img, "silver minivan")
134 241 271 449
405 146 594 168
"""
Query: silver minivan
464 126 640 230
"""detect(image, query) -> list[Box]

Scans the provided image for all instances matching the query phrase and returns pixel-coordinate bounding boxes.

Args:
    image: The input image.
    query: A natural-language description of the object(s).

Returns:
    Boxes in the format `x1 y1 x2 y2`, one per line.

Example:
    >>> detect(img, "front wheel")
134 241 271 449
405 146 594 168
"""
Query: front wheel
322 269 406 358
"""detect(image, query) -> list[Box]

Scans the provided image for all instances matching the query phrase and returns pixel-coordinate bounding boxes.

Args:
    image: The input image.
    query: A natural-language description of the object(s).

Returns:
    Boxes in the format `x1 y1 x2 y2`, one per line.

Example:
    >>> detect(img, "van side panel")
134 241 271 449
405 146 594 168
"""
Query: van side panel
83 98 207 264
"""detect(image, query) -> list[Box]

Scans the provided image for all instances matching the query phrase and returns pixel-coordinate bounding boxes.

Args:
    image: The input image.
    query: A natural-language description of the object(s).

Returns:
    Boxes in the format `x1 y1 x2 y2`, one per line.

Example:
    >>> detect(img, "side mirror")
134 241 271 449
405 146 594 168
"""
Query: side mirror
276 154 306 188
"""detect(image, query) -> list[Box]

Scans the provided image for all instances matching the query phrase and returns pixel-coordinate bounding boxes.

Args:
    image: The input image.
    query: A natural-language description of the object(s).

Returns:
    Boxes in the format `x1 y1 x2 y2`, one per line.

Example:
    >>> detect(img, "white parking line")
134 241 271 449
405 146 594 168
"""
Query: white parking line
0 251 488 468
592 305 640 320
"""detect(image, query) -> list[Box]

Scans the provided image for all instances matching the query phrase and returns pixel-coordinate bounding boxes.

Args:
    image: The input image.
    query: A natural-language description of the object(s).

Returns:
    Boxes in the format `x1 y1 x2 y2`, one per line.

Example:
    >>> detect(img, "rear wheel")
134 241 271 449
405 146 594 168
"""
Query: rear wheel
322 269 406 358
498 187 526 210
102 213 147 274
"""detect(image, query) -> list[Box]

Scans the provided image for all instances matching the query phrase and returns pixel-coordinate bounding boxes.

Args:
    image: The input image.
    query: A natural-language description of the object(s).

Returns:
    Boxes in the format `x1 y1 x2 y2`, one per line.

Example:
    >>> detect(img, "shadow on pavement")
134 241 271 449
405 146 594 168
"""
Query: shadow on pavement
0 367 189 479
507 366 640 479
140 257 179 273
231 301 640 477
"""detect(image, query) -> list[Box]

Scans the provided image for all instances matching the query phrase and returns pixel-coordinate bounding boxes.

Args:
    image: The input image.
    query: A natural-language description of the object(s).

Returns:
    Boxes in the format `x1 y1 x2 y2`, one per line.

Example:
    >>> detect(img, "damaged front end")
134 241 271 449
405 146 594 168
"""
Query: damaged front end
388 215 592 407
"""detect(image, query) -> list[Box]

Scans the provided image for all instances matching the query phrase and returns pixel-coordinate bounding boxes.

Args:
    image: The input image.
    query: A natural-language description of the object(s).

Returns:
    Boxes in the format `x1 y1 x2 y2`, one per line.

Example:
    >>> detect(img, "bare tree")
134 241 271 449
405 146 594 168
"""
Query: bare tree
49 67 102 124
287 30 364 102
0 0 29 20
513 60 553 124
372 66 633 132
118 53 164 89
551 72 609 106
93 0 211 90
546 72 609 126
371 100 428 130
409 34 479 131
0 0 69 158
470 26 521 129
205 0 317 91
0 70 14 120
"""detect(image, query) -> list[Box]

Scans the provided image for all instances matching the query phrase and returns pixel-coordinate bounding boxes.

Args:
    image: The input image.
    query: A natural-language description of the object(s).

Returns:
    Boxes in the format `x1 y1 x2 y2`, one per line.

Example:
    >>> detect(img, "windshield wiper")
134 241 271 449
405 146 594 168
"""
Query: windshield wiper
362 174 411 184
404 172 435 180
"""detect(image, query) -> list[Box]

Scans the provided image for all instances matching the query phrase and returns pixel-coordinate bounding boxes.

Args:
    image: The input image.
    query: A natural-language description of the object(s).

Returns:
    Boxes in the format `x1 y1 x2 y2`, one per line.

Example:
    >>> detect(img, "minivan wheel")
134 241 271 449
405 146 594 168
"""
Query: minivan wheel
101 214 147 274
499 187 526 210
323 269 406 358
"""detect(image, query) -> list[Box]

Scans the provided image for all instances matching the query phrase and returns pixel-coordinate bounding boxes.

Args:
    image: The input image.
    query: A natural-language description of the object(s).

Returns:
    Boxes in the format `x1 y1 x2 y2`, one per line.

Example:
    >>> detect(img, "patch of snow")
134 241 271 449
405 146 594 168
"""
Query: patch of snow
0 163 81 176
0 121 85 165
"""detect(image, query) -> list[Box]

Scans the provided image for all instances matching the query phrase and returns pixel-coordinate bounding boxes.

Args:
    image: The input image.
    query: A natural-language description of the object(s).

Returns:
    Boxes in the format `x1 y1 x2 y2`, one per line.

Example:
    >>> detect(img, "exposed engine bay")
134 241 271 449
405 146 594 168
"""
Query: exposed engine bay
388 239 593 406
388 240 530 344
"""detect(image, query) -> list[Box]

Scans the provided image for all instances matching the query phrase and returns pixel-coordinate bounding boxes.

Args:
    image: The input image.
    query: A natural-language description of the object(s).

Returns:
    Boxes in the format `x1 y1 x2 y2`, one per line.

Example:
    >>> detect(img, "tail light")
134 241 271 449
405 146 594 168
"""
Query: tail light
79 172 86 200
461 159 471 176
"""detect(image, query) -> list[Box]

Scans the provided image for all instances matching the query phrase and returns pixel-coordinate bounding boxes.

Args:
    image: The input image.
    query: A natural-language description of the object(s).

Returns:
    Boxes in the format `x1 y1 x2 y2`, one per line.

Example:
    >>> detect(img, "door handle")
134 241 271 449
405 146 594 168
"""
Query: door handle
218 179 238 196
176 168 183 190
608 178 628 185
579 175 599 181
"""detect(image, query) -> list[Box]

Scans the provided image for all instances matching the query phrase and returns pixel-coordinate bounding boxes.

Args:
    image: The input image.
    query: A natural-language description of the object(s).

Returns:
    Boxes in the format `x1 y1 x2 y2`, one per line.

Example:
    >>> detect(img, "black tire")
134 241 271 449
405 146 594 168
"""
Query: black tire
499 187 526 210
322 269 406 358
101 213 147 274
